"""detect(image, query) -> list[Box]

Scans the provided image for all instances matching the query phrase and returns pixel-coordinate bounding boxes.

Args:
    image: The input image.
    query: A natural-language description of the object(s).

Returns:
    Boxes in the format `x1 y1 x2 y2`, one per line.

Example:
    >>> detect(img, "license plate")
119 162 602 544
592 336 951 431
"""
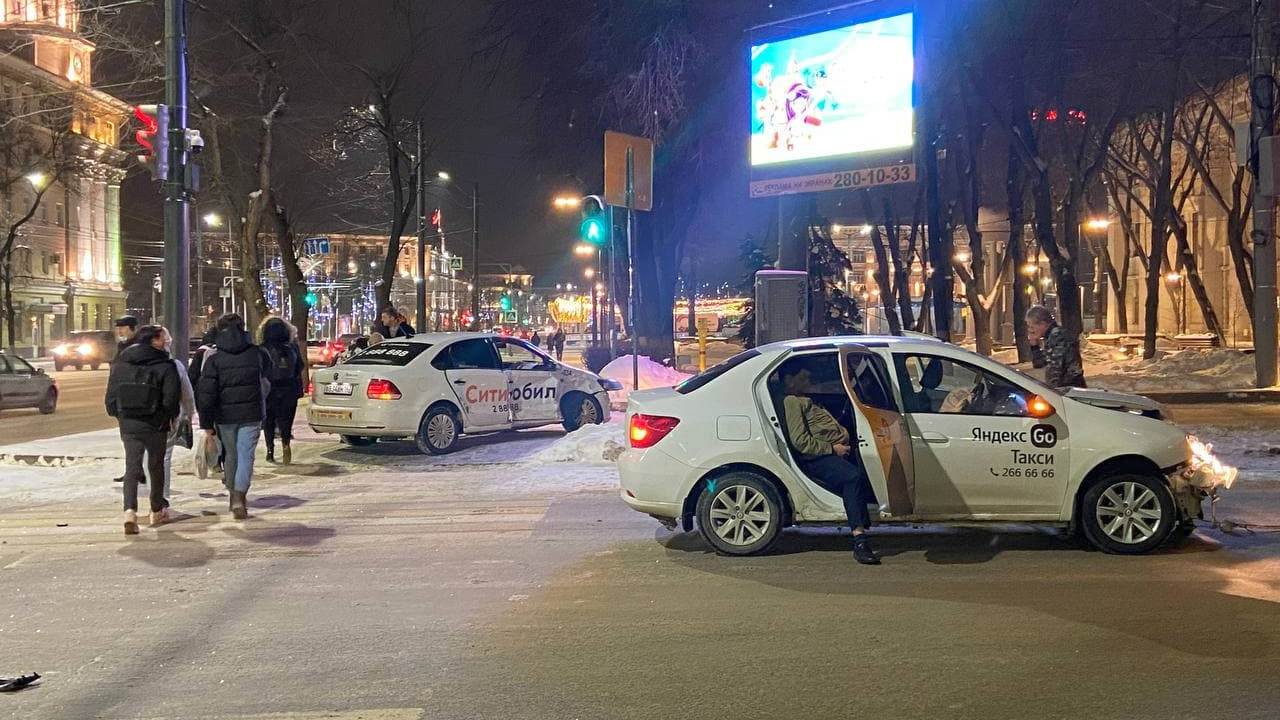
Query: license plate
312 409 352 421
324 382 353 396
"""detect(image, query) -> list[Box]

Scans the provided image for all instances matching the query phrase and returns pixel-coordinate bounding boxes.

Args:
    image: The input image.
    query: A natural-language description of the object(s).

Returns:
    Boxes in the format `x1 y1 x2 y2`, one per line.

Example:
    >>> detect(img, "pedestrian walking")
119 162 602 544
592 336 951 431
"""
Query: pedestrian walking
188 327 217 388
196 313 271 520
1026 305 1086 388
259 317 305 465
146 331 196 508
105 325 181 535
530 329 542 347
552 325 566 361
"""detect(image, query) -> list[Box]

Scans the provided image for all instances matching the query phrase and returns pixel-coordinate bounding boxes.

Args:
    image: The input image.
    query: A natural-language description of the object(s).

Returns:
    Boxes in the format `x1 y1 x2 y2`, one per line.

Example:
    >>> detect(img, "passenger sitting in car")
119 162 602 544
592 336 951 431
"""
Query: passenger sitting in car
781 365 881 565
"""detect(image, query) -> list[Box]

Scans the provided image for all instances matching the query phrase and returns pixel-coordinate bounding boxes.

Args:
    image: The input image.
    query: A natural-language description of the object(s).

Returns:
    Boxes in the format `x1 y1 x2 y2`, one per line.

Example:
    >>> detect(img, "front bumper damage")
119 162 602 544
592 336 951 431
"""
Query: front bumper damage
1168 436 1239 521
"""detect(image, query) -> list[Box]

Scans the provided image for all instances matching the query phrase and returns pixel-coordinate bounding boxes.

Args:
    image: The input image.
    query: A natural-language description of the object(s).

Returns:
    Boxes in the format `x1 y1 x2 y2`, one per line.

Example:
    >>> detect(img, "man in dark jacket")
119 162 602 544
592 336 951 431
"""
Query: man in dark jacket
114 315 139 354
105 324 181 534
1026 305 1086 388
375 305 415 339
196 313 271 519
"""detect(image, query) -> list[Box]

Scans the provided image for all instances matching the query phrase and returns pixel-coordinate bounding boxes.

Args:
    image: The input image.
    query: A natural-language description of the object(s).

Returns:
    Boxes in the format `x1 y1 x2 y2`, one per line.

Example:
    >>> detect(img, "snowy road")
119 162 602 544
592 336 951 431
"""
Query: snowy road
1 408 1278 719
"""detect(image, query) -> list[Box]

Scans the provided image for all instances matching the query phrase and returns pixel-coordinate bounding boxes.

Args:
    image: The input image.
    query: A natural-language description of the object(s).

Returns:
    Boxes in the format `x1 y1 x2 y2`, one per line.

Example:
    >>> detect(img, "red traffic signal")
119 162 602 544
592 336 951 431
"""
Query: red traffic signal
430 208 441 229
132 104 169 180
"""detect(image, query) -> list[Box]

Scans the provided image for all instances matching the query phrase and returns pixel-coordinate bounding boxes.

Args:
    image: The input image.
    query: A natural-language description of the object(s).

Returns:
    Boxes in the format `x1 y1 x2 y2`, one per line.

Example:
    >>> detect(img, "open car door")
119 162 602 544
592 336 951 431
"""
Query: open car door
839 344 915 518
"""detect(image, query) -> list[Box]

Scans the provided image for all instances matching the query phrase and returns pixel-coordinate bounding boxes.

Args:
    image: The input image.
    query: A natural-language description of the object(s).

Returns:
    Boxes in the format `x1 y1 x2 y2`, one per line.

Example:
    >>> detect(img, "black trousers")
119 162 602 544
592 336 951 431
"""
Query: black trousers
263 393 299 446
799 454 876 531
121 429 168 513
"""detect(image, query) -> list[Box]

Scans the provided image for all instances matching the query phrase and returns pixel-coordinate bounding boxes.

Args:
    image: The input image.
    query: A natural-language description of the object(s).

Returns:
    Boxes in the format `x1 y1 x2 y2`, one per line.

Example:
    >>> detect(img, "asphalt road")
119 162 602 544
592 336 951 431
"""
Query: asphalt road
0 368 112 445
1 424 1278 720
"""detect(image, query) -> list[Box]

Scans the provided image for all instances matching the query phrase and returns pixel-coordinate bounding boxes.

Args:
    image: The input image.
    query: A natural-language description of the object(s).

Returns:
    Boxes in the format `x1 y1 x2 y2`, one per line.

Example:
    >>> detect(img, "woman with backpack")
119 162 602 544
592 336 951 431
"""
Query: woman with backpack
259 317 305 465
197 313 271 520
105 325 181 534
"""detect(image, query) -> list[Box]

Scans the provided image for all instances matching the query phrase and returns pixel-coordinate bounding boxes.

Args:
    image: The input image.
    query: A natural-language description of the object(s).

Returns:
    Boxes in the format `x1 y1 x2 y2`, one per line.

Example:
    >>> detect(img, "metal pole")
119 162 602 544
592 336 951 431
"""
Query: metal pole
626 146 638 391
1252 0 1278 387
415 123 428 330
195 213 203 331
471 182 480 330
162 0 190 347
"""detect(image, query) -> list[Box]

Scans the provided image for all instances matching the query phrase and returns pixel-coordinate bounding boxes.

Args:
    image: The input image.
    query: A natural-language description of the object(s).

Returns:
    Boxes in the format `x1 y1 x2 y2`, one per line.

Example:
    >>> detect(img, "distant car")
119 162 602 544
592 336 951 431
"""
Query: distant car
51 330 117 371
305 340 331 367
618 336 1236 556
308 333 622 454
0 352 57 414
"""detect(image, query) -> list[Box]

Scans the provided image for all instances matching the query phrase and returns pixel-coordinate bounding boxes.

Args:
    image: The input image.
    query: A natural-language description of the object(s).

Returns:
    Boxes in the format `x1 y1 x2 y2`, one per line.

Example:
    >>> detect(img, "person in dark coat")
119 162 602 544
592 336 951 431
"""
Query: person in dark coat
376 305 415 339
105 324 181 534
259 317 305 465
196 313 271 519
1026 305 1086 388
551 325 566 361
530 330 542 347
188 327 217 388
114 315 139 354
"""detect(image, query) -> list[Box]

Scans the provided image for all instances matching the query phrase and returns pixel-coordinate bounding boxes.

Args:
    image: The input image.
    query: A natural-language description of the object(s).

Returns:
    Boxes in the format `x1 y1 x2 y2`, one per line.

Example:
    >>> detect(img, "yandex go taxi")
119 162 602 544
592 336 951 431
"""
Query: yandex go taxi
619 336 1236 555
308 333 619 454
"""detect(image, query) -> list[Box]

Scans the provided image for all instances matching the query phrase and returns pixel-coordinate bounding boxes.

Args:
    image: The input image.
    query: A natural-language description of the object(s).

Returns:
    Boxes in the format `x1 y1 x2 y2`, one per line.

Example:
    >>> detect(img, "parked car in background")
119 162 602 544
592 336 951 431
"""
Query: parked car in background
51 330 117 371
0 351 57 414
306 339 333 367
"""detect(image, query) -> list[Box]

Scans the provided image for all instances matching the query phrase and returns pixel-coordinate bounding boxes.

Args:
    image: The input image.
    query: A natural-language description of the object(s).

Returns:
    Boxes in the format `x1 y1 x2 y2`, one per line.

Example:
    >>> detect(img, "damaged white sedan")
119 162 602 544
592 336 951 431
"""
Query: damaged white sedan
619 336 1235 555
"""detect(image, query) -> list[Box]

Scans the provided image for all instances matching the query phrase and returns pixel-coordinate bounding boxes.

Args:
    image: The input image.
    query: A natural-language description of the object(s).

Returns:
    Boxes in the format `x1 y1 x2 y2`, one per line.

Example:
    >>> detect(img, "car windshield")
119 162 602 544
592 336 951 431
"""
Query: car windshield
675 349 760 394
343 343 431 366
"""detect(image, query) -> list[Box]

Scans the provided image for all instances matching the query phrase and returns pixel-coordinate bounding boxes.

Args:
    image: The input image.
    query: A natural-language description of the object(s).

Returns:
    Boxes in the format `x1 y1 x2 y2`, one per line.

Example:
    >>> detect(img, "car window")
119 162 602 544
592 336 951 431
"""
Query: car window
675 349 760 394
893 353 1031 417
8 355 34 374
846 352 897 412
495 339 550 370
342 343 431 366
0 356 10 374
441 339 500 370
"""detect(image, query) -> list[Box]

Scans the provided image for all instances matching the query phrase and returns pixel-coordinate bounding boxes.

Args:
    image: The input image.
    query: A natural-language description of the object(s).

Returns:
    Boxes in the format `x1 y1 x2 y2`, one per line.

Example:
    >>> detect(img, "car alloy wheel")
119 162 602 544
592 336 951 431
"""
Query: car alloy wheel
1081 473 1175 555
561 392 603 432
710 485 771 546
577 396 600 425
695 471 784 556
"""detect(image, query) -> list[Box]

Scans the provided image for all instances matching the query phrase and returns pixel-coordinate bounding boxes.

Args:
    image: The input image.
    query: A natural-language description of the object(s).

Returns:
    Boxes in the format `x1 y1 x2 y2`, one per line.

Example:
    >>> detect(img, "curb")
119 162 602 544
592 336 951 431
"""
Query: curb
1140 389 1280 404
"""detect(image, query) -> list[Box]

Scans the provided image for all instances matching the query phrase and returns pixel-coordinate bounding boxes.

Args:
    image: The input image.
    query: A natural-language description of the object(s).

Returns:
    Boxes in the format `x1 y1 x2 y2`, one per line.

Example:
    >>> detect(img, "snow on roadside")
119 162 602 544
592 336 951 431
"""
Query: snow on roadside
529 419 625 465
0 460 120 504
1087 346 1256 393
601 354 692 404
0 428 125 462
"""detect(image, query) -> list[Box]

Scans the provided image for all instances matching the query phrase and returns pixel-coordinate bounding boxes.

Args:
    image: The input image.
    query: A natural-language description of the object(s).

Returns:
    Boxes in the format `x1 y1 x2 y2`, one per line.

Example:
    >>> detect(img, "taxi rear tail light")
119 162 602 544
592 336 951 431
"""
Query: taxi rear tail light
367 378 402 401
1028 395 1055 418
629 414 680 449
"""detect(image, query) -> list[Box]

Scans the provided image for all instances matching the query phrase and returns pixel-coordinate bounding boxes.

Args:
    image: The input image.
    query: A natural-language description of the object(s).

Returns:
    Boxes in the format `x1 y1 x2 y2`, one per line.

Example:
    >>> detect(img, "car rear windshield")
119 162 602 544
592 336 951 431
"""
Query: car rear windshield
675 349 760 394
343 343 431 366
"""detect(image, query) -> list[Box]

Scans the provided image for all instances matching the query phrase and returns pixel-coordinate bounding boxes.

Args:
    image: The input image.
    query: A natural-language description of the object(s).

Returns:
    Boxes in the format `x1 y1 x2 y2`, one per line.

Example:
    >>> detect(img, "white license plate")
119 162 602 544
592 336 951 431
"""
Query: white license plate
312 409 352 421
324 382 353 396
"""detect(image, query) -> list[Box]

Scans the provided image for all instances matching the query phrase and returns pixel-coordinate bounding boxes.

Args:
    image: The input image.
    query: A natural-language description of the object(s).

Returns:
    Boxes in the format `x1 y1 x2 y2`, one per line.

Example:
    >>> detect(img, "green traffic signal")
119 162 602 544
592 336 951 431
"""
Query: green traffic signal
304 292 318 308
499 295 512 312
579 214 607 246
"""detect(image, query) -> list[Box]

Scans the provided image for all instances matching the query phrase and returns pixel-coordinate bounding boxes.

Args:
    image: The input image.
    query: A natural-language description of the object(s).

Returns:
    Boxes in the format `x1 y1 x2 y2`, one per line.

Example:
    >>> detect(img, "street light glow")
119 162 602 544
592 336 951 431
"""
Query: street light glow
204 213 222 227
25 172 47 189
1021 263 1038 276
553 195 583 210
831 224 843 233
1086 218 1112 231
584 267 595 279
437 171 451 181
1165 271 1183 283
574 243 594 256
953 251 971 263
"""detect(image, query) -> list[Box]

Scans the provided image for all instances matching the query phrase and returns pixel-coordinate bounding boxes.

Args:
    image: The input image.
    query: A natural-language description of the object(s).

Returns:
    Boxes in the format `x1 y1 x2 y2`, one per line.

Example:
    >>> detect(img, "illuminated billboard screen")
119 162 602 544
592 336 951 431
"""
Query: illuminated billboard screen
750 12 914 167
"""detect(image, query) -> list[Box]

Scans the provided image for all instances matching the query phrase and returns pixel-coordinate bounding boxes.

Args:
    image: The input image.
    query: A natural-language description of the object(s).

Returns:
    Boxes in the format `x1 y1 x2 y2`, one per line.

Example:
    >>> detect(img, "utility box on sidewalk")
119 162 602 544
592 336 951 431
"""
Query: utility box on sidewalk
754 270 808 346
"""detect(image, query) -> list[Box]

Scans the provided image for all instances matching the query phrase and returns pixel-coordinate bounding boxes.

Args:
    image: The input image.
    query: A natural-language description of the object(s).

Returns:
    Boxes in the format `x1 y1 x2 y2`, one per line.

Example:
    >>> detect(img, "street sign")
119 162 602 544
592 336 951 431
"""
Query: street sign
302 236 331 255
450 257 463 271
503 311 518 323
153 276 163 292
604 131 654 211
749 163 916 199
218 287 231 298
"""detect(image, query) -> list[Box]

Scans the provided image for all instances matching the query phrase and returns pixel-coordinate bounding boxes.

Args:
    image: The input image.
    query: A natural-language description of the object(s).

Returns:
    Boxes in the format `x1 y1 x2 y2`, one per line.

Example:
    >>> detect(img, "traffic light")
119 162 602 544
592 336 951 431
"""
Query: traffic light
499 294 512 312
132 104 169 180
579 197 609 247
304 292 318 308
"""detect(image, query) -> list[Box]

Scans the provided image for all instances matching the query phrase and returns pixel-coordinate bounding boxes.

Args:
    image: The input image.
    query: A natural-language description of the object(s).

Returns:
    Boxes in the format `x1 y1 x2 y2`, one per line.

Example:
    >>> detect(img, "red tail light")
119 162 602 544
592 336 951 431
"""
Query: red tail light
629 414 680 449
366 378 402 401
331 341 346 353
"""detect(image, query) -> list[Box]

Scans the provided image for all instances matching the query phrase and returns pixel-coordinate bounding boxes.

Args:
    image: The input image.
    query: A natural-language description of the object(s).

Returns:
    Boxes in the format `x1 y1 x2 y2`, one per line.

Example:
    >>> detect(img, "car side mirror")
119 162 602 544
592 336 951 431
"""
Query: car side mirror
1027 394 1055 419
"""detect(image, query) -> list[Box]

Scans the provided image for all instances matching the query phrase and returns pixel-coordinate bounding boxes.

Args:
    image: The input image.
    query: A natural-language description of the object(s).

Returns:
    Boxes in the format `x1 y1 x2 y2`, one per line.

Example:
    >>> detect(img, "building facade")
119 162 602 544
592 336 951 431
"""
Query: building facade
0 0 129 355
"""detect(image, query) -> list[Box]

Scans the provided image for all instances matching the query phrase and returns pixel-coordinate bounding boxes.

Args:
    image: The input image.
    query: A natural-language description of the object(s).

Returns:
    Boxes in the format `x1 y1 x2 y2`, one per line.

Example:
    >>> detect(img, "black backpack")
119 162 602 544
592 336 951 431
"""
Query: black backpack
267 345 297 386
115 362 162 419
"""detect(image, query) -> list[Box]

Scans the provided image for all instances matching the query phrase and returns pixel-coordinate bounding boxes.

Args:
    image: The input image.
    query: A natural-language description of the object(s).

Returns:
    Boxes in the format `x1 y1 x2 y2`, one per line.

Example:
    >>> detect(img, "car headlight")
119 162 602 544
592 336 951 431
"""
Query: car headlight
1185 435 1238 490
599 378 624 391
78 343 93 356
53 344 68 356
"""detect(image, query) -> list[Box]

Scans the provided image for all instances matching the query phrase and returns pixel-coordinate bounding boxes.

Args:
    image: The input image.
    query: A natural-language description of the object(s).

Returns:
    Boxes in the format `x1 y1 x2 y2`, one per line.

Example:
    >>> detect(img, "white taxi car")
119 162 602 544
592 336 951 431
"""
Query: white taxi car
618 336 1236 556
308 333 619 454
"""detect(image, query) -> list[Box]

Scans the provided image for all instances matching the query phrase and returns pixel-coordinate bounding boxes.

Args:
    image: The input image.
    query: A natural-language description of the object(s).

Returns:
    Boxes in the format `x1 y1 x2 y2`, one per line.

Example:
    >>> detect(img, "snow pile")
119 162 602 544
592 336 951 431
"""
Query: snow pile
601 354 692 403
529 421 625 465
0 428 126 462
1088 347 1256 393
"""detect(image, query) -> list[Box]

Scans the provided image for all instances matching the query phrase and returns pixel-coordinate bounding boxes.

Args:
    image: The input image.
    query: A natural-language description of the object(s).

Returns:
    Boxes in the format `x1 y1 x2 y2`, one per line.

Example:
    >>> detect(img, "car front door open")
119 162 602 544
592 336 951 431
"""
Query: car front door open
838 345 915 518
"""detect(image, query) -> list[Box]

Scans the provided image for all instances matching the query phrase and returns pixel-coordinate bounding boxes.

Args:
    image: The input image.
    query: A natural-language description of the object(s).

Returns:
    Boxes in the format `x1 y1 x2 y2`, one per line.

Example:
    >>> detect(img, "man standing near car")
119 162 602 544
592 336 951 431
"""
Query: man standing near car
377 305 415 339
781 365 880 565
1026 305 1086 388
114 316 139 353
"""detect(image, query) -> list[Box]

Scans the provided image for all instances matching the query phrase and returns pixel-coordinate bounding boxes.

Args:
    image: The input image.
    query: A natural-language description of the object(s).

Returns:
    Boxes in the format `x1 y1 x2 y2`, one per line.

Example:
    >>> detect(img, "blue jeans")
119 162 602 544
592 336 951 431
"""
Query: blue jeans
217 422 261 493
799 454 876 531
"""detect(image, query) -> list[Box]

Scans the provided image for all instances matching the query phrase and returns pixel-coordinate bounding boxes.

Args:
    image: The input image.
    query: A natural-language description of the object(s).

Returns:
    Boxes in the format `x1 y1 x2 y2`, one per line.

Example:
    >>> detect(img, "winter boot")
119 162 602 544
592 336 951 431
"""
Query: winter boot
281 441 292 466
265 442 275 463
123 510 139 535
230 491 248 520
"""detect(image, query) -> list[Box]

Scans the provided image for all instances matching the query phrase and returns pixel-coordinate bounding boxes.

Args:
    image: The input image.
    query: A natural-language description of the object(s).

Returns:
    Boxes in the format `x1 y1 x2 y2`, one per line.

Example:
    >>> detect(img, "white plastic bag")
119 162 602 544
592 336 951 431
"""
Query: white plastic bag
194 432 221 480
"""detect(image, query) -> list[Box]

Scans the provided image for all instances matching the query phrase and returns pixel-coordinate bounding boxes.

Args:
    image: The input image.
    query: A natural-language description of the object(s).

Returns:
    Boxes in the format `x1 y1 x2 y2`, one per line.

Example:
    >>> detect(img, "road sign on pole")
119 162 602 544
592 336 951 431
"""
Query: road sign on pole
605 131 654 211
303 237 331 255
450 256 463 271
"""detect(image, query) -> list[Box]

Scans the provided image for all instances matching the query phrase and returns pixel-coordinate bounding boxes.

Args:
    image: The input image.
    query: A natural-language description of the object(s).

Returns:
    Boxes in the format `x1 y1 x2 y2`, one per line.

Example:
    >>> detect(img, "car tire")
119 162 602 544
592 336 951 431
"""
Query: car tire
1080 473 1176 555
341 435 377 447
695 471 785 556
38 389 56 415
561 392 603 432
54 361 64 372
417 405 460 455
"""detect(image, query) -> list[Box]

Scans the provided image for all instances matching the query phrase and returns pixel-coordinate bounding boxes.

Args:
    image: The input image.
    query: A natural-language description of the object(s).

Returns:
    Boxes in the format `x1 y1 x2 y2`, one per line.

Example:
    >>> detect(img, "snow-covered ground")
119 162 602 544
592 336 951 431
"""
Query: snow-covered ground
1082 342 1258 393
601 354 692 404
